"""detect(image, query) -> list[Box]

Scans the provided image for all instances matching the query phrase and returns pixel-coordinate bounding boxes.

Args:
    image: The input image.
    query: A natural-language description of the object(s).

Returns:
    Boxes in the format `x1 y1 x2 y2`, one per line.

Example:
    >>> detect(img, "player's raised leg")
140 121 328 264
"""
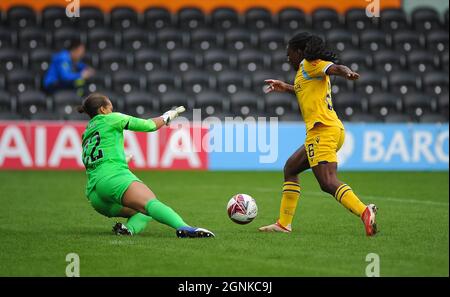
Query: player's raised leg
121 181 214 238
311 162 377 236
259 145 310 233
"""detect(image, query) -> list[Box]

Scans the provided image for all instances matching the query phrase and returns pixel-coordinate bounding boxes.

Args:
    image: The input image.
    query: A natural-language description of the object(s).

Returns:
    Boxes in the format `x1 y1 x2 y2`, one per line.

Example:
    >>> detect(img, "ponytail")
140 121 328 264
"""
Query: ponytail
288 32 338 63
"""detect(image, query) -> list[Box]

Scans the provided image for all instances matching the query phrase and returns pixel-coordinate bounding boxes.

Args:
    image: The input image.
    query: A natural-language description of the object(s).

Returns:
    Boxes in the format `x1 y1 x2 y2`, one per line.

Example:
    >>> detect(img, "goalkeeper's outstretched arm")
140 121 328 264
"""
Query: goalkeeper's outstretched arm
125 106 186 132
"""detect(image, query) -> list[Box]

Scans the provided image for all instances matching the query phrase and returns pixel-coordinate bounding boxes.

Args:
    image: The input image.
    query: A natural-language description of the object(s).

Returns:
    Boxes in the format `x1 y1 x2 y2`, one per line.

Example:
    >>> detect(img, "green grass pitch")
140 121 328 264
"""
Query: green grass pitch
0 170 448 276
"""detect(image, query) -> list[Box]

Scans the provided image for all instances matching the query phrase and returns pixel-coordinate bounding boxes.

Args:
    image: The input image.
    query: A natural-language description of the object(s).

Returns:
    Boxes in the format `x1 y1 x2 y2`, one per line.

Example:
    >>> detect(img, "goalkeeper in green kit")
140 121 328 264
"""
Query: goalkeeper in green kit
78 92 214 238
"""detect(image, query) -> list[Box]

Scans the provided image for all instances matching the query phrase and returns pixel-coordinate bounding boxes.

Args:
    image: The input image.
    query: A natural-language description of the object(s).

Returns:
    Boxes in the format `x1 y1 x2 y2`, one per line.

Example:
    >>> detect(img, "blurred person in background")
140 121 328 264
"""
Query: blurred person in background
43 40 95 96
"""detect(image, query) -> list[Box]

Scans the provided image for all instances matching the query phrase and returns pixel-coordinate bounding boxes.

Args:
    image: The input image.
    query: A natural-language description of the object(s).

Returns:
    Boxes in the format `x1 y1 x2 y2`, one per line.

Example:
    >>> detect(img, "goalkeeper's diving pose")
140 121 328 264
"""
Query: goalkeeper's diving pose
78 92 214 238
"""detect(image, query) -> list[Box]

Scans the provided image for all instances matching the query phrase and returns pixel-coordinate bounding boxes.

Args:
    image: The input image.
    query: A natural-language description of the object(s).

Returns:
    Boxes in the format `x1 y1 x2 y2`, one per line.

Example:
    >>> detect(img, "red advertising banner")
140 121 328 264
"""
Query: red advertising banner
0 121 208 170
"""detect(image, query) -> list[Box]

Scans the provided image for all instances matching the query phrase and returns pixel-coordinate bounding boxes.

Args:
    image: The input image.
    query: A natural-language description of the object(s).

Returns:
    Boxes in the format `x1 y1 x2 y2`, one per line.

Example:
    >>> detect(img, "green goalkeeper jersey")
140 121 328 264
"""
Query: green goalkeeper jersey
81 112 157 196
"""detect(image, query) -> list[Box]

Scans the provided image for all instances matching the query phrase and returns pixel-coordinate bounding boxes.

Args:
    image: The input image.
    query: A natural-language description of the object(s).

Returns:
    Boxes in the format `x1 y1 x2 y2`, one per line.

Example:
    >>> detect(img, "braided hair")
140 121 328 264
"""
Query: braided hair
288 32 338 63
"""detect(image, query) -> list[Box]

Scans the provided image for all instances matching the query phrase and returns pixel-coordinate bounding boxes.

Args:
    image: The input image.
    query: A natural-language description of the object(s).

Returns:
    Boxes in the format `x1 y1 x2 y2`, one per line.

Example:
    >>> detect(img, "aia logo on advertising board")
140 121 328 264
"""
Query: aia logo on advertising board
0 122 208 170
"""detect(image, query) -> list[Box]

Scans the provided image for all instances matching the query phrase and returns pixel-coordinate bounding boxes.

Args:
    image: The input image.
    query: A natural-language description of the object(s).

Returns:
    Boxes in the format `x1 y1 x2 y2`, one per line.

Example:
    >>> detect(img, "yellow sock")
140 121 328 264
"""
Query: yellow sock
278 182 301 227
334 184 367 217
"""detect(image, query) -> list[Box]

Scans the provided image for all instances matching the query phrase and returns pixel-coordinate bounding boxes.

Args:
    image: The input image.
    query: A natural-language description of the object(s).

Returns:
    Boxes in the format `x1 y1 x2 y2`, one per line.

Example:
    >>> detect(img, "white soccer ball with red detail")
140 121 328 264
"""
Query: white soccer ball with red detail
227 194 258 224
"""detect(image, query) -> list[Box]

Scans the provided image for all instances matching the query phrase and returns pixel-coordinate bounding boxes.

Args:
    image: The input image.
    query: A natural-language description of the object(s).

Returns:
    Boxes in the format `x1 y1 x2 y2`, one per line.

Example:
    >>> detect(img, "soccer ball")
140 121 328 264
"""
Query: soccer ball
227 194 258 224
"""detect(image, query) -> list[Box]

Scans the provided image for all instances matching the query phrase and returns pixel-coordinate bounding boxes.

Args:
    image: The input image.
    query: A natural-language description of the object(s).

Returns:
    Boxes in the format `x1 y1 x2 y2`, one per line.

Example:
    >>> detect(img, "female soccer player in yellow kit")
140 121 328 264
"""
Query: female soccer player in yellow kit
259 32 378 236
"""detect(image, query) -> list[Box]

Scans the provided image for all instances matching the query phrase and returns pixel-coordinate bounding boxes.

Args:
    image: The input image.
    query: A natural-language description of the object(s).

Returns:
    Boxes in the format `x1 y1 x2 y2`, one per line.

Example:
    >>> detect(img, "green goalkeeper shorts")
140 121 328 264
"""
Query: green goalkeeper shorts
87 170 142 218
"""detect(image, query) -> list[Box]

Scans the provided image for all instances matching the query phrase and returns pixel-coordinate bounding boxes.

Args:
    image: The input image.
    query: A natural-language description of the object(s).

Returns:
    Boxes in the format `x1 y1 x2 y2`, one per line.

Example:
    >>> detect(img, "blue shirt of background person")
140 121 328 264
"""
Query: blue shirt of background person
43 41 94 94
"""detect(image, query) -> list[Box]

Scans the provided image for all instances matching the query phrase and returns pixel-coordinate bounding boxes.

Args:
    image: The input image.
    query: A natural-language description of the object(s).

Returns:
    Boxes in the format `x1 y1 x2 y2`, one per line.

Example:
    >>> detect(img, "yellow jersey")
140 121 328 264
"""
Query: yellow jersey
294 59 344 132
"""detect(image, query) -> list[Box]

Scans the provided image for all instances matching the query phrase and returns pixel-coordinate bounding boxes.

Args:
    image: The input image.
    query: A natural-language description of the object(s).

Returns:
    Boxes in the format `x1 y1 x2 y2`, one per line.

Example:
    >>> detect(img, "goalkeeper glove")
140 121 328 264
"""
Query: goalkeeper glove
161 106 186 125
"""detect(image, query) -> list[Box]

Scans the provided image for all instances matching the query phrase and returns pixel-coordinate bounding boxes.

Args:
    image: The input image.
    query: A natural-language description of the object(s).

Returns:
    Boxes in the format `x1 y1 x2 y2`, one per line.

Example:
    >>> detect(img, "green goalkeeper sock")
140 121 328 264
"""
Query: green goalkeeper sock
125 213 153 235
144 199 189 229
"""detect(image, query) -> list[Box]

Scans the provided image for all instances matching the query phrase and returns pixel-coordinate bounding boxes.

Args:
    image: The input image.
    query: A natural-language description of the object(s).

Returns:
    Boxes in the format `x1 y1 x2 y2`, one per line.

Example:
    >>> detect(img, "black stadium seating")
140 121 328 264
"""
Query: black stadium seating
0 5 448 122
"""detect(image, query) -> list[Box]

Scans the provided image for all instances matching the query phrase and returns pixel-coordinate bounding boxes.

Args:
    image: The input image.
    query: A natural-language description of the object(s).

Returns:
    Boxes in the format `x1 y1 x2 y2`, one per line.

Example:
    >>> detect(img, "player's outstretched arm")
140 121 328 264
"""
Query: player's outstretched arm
124 106 186 132
326 64 360 80
264 79 296 95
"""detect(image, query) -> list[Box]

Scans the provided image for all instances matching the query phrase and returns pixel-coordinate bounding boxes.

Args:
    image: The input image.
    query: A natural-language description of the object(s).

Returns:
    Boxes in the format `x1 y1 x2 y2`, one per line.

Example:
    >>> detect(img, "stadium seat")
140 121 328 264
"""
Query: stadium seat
426 30 449 53
441 51 449 72
122 28 153 51
231 91 262 117
423 72 449 95
203 49 235 72
238 49 268 72
345 8 378 32
177 7 206 29
147 71 180 94
349 113 378 122
411 7 441 32
42 6 74 30
0 28 14 49
83 50 98 68
372 50 405 73
157 28 186 51
88 27 116 51
134 49 167 72
279 112 302 122
182 70 214 94
403 93 435 119
112 70 144 94
79 6 105 30
85 70 110 93
195 90 229 116
191 28 222 51
340 50 371 72
52 27 80 50
245 7 273 30
6 69 36 94
265 92 295 116
95 90 124 111
277 8 307 32
258 29 286 52
211 7 240 30
326 29 355 53
0 48 23 72
124 92 157 116
18 27 48 50
64 112 89 121
0 91 11 112
53 90 81 118
445 9 449 30
368 93 402 119
419 113 448 123
217 70 250 94
99 49 130 72
110 7 139 30
29 111 61 120
160 90 192 111
271 50 291 73
380 8 408 32
393 31 423 53
384 113 413 123
17 90 48 117
330 76 352 95
333 92 365 118
0 111 22 120
407 50 438 73
389 71 420 96
225 28 254 52
312 8 340 31
251 70 284 95
170 49 199 72
359 30 388 52
143 7 173 30
6 6 36 29
438 92 449 118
